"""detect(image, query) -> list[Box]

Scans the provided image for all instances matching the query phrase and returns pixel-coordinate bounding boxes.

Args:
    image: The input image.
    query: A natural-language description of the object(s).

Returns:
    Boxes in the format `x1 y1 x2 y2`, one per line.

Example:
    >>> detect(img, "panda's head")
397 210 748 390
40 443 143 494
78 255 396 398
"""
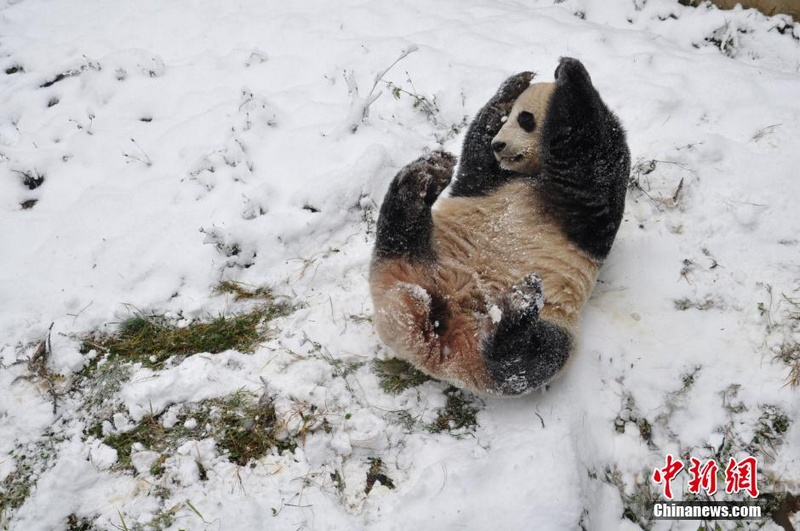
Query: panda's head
490 82 555 174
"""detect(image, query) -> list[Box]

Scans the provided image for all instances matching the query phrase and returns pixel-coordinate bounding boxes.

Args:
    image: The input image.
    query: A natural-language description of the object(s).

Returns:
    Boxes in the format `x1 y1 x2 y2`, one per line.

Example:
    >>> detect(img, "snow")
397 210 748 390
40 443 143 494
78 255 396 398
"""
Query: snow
1 0 799 530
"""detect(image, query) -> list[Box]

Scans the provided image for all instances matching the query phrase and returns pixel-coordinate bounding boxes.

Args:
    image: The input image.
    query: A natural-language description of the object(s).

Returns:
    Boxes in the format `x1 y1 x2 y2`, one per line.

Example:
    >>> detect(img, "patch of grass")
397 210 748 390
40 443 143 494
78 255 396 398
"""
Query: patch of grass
674 297 718 311
66 514 100 531
365 458 395 494
213 280 274 302
215 391 292 466
778 341 800 388
759 284 800 386
81 305 285 372
77 359 131 440
665 365 702 405
703 401 792 516
601 465 656 530
614 393 655 448
773 292 800 387
323 348 364 382
0 428 65 524
144 504 181 530
720 384 747 414
427 386 481 434
100 391 324 473
760 492 800 531
330 469 345 493
102 414 166 471
746 405 791 460
390 410 421 431
373 358 431 394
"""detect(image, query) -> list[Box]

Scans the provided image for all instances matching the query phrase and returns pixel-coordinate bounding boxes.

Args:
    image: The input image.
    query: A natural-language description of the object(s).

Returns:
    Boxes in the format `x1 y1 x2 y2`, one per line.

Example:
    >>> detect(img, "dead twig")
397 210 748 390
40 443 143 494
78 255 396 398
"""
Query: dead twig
23 323 61 414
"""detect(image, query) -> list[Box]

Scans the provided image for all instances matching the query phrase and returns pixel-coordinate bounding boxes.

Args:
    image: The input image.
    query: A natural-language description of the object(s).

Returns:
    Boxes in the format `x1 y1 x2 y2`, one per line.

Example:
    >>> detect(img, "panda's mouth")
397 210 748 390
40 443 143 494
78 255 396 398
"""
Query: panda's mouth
497 154 524 166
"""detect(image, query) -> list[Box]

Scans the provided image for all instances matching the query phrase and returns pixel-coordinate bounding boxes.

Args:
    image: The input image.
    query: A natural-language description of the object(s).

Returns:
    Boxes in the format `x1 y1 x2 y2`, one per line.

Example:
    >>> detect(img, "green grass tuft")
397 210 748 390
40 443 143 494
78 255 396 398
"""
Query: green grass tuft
66 514 100 531
0 429 64 523
373 358 431 394
102 414 165 471
81 304 287 372
214 391 292 466
747 404 791 458
760 287 800 387
213 280 275 302
100 391 322 473
427 386 481 434
774 293 799 387
778 341 800 388
601 465 657 530
372 361 482 434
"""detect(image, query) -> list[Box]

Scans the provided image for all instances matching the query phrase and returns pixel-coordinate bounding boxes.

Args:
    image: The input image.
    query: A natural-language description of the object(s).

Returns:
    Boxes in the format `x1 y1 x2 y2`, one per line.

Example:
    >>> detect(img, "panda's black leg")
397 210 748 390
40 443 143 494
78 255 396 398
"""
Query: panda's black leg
450 71 534 197
374 151 456 261
482 274 573 395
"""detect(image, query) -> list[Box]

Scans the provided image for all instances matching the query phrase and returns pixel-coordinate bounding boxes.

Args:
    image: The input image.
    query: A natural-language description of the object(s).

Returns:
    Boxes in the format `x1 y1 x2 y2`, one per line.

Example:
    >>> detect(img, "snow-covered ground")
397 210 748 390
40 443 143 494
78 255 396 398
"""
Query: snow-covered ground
1 0 799 529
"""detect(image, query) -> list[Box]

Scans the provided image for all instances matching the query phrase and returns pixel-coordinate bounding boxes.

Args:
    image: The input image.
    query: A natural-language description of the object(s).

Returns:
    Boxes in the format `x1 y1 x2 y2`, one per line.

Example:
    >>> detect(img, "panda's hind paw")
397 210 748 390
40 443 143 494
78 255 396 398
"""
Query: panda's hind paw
505 273 545 318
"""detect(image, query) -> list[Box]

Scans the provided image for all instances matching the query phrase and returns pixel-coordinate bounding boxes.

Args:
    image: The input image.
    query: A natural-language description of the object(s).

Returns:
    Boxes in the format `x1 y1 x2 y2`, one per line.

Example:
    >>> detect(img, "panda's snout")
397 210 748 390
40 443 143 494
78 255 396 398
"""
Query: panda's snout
491 141 506 154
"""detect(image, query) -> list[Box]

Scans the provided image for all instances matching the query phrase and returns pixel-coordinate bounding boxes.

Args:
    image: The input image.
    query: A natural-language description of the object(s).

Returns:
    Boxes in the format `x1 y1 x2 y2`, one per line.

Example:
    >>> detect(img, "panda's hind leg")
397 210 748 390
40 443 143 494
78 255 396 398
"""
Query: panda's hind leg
482 274 573 395
374 151 456 261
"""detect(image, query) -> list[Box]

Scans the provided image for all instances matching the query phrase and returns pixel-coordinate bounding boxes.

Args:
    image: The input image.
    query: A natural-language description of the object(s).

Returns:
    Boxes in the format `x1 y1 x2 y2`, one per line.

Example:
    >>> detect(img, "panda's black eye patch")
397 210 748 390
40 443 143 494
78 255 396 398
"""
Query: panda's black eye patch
517 111 536 133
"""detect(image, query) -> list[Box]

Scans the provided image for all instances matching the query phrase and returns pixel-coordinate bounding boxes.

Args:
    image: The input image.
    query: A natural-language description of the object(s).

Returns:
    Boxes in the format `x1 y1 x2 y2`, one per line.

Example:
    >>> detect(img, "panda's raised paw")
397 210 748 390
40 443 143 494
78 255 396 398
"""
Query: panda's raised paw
397 150 456 206
554 57 591 85
492 71 535 107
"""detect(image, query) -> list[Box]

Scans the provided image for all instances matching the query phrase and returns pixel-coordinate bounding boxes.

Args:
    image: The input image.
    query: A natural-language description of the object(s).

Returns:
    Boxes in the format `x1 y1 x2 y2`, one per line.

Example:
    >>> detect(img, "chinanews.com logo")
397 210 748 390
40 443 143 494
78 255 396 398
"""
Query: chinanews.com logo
651 454 766 521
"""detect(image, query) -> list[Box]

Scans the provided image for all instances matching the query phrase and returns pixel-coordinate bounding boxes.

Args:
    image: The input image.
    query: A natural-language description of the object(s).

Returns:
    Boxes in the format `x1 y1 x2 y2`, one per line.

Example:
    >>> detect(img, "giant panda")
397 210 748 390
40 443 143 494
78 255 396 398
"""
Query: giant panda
369 57 630 396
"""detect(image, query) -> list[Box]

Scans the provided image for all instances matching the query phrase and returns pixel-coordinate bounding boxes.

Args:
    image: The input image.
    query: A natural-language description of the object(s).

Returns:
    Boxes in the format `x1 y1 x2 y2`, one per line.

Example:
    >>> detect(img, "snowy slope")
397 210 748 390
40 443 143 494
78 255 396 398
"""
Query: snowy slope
1 0 799 530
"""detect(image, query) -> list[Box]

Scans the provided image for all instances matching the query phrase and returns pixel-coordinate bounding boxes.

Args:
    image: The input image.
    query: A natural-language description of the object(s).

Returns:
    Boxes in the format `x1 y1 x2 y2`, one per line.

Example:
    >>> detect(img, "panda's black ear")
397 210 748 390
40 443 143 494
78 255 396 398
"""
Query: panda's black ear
554 57 592 87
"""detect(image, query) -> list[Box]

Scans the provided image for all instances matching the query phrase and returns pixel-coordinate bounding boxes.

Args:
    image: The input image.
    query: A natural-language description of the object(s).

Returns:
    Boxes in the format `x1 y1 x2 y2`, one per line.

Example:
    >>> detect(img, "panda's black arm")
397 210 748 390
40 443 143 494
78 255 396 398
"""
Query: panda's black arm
539 57 631 260
373 151 456 261
449 71 534 197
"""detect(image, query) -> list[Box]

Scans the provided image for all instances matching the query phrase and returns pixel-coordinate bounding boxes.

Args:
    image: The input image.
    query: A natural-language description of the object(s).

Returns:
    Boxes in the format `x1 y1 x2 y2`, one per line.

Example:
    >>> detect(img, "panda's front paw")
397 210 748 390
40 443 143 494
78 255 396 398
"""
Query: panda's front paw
554 57 591 86
470 72 535 142
492 71 535 107
397 150 456 206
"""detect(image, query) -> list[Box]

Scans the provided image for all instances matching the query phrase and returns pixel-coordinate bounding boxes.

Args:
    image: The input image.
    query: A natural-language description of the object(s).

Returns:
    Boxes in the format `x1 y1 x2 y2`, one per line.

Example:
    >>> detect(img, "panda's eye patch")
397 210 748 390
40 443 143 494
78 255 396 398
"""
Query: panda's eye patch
517 111 536 132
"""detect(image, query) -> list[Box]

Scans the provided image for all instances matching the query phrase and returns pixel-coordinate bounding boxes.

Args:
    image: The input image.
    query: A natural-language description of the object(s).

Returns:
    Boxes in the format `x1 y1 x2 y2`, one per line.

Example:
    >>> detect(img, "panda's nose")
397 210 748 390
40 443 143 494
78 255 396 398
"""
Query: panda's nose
491 141 506 153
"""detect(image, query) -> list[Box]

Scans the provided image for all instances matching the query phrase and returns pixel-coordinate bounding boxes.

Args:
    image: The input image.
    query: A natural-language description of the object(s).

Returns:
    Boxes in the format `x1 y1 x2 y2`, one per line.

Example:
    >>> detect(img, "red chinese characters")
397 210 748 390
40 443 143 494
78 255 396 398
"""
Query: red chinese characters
652 455 759 499
725 456 759 498
652 454 684 500
687 458 719 495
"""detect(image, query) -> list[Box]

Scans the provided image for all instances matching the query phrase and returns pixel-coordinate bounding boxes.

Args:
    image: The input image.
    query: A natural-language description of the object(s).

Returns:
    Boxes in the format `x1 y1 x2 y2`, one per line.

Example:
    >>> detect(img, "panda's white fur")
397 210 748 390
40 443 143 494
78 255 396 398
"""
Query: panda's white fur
492 83 555 175
370 58 630 396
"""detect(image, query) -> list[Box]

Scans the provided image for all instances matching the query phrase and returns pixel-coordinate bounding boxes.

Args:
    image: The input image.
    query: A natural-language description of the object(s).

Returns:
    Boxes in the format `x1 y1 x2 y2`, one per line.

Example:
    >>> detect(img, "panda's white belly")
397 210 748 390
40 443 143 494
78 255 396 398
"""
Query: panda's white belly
431 179 601 330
